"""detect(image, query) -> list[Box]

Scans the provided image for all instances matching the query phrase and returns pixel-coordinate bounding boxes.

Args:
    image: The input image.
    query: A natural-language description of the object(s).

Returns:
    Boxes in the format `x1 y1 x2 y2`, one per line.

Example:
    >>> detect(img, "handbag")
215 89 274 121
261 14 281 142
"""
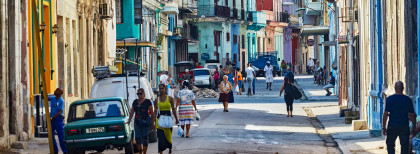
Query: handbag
228 90 234 103
195 111 200 121
235 85 239 92
157 99 174 128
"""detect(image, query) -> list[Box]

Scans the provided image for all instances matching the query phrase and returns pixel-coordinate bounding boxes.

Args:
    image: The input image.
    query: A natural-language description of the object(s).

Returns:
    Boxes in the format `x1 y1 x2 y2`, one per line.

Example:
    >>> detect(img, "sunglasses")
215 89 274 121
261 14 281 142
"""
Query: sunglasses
137 93 143 95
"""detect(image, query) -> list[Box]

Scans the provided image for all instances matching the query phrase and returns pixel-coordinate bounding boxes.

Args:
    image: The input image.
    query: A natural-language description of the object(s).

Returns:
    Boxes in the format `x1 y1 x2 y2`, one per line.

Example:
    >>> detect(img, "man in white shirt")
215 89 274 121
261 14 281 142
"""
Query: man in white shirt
307 58 314 74
245 63 257 96
158 72 169 85
264 61 274 90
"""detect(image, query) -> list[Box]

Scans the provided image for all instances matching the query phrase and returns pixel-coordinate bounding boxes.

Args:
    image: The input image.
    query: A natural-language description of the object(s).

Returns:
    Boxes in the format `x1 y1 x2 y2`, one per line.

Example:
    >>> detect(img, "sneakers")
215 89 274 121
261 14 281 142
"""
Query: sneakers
326 92 332 96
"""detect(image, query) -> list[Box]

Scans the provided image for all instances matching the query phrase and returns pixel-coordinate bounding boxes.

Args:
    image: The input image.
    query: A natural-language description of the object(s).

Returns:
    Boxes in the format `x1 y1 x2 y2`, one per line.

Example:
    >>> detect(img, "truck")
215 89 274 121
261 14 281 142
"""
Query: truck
249 51 281 77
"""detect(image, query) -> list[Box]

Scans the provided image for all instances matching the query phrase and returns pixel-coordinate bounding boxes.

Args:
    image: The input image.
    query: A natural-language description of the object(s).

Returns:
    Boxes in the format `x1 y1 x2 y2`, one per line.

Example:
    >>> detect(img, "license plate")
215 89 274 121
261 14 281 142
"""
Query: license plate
86 127 105 134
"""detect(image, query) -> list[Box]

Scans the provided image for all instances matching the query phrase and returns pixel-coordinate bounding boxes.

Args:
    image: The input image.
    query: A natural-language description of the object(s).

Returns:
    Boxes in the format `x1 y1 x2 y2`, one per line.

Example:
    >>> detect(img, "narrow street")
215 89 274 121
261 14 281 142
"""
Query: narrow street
13 75 344 154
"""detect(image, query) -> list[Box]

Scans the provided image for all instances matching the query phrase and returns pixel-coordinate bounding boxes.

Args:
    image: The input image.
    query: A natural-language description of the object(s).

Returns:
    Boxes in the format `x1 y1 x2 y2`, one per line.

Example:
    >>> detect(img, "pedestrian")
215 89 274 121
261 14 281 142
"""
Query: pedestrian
264 61 274 90
382 81 416 154
127 88 154 154
158 72 169 86
225 61 234 85
281 60 287 76
308 58 314 74
176 81 198 138
48 88 67 154
236 68 243 95
195 62 203 68
279 77 294 117
219 75 232 112
167 74 176 98
284 67 294 84
153 84 179 154
183 69 193 89
245 63 257 96
214 67 220 91
323 72 335 96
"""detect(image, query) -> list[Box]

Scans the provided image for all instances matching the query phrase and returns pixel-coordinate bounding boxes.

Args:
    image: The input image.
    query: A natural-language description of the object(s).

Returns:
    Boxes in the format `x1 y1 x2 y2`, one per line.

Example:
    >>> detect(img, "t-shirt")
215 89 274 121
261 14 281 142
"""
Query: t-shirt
133 99 152 120
48 96 65 118
385 94 415 127
285 71 294 83
177 88 195 105
330 76 336 85
264 65 273 77
237 72 243 81
214 71 219 80
160 74 168 85
245 67 255 78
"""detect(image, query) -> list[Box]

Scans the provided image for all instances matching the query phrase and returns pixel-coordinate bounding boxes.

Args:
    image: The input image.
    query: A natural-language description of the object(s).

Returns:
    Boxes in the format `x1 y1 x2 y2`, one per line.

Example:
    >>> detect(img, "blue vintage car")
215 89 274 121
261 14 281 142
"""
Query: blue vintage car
64 97 136 154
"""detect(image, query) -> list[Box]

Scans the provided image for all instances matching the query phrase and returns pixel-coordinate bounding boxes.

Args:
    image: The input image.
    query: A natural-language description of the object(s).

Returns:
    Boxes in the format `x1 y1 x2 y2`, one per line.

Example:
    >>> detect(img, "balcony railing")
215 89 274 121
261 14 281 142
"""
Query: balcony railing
277 12 290 23
215 5 230 18
247 11 266 25
232 8 238 19
247 11 253 22
241 9 245 20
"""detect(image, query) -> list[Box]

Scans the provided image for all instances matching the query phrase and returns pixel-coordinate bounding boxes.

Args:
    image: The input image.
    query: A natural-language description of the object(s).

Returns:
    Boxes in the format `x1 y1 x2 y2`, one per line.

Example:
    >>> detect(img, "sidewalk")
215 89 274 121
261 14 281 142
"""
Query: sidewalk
297 75 387 154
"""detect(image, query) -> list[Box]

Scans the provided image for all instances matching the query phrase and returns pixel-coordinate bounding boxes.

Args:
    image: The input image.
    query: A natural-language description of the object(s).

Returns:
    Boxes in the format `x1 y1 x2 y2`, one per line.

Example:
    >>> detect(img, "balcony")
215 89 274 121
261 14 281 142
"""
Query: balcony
277 12 290 23
173 27 182 36
161 0 179 14
241 9 245 20
247 11 266 31
263 11 275 22
305 0 322 16
215 5 230 18
231 8 239 19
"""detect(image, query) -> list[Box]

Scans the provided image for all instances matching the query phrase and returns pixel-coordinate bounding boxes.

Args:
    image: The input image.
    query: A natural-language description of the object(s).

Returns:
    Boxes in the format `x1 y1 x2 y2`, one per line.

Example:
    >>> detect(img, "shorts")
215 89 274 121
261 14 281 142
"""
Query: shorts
238 80 242 89
266 76 273 83
246 77 254 90
323 84 334 90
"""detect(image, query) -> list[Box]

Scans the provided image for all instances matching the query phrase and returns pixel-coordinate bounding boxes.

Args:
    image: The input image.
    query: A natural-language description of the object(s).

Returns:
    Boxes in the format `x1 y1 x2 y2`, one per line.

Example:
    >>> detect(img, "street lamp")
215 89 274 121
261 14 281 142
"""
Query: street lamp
52 24 59 34
40 22 46 32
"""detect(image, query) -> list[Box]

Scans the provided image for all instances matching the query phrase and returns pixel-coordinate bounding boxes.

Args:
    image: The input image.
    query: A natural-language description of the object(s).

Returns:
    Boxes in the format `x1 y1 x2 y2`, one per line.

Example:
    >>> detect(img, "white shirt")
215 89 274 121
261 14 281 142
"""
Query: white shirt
160 74 168 85
264 65 273 77
308 60 314 67
245 67 255 78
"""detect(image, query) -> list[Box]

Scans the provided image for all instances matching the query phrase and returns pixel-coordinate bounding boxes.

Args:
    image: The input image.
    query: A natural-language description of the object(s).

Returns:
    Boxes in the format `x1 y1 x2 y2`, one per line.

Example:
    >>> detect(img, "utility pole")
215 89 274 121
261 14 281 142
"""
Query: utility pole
30 0 54 153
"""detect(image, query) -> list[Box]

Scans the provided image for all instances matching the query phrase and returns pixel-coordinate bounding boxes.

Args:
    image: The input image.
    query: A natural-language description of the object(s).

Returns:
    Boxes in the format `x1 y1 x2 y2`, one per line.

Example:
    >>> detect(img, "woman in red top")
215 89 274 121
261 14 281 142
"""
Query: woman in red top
213 67 220 91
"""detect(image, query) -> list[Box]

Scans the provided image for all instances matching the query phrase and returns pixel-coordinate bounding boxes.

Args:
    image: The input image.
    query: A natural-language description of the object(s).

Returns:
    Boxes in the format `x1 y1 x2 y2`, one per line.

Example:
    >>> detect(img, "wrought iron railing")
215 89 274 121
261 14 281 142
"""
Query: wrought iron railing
232 8 238 19
215 5 230 18
277 12 290 23
241 9 245 20
247 11 253 22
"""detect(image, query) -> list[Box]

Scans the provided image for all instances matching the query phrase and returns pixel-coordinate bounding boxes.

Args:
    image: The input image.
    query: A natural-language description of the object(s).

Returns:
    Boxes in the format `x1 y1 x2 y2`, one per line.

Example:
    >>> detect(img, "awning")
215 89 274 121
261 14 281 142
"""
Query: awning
300 26 329 36
116 40 157 48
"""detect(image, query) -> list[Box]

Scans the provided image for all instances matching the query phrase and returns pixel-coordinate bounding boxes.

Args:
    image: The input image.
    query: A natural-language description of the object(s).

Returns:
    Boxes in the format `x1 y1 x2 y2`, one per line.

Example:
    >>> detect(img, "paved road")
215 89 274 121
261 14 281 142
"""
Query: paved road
13 76 341 154
100 76 341 154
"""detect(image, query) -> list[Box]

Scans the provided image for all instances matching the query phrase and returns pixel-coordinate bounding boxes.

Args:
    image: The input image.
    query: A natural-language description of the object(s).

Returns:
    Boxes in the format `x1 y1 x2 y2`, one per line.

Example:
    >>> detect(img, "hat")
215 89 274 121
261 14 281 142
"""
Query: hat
185 69 189 72
267 61 270 64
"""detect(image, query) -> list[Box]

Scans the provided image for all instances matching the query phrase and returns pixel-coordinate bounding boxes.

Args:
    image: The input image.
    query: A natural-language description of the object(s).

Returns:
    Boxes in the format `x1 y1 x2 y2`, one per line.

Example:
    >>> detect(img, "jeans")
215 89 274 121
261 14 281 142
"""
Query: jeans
246 77 253 91
252 78 256 94
386 125 410 154
52 117 67 153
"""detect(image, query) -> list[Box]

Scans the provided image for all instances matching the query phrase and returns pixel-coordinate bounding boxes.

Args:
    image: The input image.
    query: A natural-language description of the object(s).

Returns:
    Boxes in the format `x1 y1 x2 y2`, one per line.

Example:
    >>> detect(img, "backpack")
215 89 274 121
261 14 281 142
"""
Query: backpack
286 71 295 83
285 84 302 100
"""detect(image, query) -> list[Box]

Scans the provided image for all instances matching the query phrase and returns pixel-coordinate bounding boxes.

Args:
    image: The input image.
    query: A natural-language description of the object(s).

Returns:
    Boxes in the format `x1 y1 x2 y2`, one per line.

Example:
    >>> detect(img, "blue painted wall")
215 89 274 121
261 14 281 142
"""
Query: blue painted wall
116 0 140 40
232 23 240 66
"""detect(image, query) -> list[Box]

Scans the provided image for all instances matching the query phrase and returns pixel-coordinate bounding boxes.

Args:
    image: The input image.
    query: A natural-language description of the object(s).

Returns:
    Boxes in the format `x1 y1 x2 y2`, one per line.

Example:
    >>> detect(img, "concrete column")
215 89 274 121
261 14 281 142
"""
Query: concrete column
0 0 9 147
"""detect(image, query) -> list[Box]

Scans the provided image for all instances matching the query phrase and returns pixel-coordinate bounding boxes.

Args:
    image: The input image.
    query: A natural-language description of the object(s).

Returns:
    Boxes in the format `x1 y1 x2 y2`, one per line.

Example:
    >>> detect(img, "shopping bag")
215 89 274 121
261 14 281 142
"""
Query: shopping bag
195 111 200 121
235 85 239 92
177 124 184 137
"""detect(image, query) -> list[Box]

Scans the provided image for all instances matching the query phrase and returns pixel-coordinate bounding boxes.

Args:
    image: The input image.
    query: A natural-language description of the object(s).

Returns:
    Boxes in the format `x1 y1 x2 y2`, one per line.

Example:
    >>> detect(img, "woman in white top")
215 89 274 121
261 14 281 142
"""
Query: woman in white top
218 75 232 112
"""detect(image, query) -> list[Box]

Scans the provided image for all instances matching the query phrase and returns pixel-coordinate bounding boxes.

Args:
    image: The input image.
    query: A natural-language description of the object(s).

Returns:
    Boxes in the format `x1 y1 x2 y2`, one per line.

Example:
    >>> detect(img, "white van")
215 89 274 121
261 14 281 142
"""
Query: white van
90 76 155 106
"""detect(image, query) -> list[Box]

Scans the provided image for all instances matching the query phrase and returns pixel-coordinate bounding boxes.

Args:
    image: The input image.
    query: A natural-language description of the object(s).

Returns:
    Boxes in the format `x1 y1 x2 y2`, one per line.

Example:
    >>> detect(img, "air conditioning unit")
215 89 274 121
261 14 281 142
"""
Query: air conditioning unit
99 1 112 19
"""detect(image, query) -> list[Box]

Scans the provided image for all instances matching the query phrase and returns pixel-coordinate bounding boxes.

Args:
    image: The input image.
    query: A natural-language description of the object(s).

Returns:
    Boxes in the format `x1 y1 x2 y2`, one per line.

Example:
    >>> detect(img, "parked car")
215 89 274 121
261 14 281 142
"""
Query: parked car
204 63 220 74
193 68 214 89
65 97 135 154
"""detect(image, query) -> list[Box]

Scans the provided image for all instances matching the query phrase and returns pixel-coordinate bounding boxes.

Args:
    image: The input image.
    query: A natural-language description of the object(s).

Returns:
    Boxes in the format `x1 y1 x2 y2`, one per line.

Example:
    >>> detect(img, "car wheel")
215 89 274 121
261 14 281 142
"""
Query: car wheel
125 139 134 154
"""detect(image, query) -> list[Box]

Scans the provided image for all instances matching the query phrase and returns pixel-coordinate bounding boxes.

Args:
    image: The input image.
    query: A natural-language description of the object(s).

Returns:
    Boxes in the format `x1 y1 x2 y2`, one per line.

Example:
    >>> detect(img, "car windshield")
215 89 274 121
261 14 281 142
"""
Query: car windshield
68 101 125 122
194 70 210 76
206 65 218 69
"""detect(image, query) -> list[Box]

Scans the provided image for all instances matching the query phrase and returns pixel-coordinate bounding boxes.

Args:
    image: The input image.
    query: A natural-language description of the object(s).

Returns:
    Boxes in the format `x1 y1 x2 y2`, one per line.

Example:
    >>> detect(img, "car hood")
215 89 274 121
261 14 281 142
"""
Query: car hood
66 117 126 128
195 75 210 80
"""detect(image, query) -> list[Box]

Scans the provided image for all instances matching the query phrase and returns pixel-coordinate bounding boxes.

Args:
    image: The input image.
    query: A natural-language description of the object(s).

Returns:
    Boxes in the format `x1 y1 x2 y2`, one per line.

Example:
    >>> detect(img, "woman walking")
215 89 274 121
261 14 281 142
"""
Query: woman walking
279 77 294 117
176 81 198 138
153 84 179 154
219 75 232 112
127 88 154 154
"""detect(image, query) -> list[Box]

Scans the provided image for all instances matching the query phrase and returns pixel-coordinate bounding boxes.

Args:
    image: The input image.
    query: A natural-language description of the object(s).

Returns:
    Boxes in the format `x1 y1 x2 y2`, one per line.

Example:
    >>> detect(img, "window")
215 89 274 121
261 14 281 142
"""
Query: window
68 101 125 122
214 31 221 46
227 32 230 41
233 34 238 44
116 0 123 23
242 35 245 49
268 38 271 45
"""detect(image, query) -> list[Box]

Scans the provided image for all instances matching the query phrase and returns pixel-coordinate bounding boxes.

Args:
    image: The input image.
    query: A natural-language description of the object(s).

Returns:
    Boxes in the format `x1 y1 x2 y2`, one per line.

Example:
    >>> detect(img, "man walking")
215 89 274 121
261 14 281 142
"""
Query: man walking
264 61 274 90
323 72 335 96
382 81 416 154
245 63 257 96
307 58 314 74
48 88 67 154
158 72 169 86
